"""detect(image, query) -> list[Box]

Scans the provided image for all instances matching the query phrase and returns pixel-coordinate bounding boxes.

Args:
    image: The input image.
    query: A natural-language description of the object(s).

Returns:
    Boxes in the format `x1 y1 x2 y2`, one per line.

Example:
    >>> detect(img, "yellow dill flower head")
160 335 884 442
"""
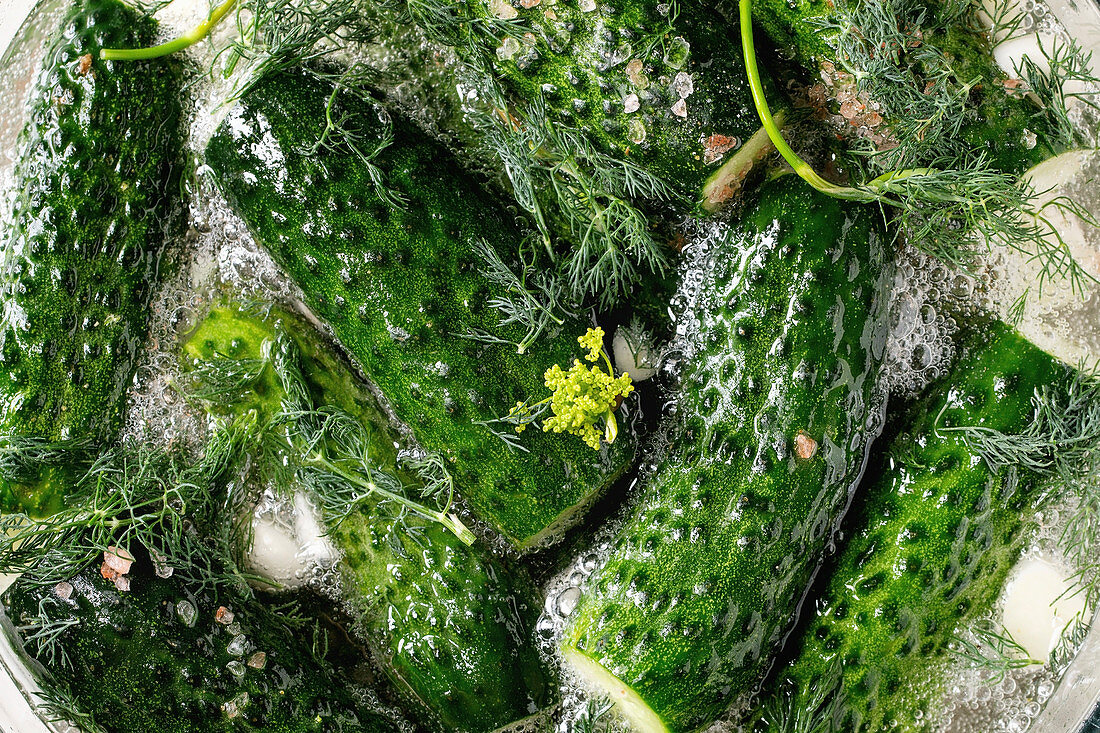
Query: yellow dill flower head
542 357 634 450
578 327 606 362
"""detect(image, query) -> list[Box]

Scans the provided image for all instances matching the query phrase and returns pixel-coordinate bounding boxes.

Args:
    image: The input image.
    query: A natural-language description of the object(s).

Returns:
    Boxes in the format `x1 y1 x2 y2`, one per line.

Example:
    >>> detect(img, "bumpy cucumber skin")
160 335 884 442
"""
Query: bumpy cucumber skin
724 0 1048 173
562 176 891 731
458 1 762 198
0 0 183 515
3 565 400 732
769 324 1065 732
186 305 554 733
204 68 632 551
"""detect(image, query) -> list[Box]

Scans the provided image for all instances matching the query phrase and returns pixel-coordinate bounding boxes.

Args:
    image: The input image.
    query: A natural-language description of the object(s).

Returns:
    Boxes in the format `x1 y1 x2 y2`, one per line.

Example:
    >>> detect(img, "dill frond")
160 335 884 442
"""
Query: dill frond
35 680 109 733
935 365 1100 478
1015 37 1100 150
0 419 257 595
574 696 615 733
949 619 1042 683
306 64 408 210
185 330 475 545
458 238 576 354
470 86 674 306
14 597 81 670
759 663 848 733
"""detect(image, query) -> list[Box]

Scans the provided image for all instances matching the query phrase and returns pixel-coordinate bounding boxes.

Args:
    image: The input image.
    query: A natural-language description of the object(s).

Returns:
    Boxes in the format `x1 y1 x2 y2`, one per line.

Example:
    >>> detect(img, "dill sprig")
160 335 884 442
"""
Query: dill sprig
936 363 1100 608
459 238 576 354
13 597 81 671
186 332 475 545
0 419 258 594
388 0 526 48
0 436 95 486
1014 37 1100 150
573 696 615 733
739 0 1097 292
759 663 848 733
935 365 1100 479
471 79 674 307
307 64 408 210
1048 611 1091 671
818 0 977 167
35 680 109 733
949 619 1043 683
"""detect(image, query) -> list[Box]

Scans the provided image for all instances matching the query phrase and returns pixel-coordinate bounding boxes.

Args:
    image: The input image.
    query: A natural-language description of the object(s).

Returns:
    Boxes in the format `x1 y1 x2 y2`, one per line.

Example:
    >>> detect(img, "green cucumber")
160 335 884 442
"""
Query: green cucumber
396 0 768 209
0 0 184 515
184 303 554 732
560 175 892 732
204 67 633 551
758 322 1072 732
3 556 402 732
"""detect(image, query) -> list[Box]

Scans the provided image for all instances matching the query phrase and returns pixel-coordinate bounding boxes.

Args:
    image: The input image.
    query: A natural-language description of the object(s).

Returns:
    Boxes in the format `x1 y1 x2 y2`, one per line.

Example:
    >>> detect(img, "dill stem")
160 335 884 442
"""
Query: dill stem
307 453 475 546
100 0 238 61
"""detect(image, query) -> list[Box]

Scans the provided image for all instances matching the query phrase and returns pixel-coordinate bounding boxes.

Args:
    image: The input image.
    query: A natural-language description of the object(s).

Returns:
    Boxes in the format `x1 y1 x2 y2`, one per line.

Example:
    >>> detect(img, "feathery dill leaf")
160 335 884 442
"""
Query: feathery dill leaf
935 365 1100 478
760 663 848 733
471 85 674 306
0 436 96 486
978 0 1029 43
936 363 1100 609
573 696 615 733
185 332 475 545
0 418 258 594
306 64 408 210
35 681 109 733
1014 37 1100 150
13 596 81 671
387 0 526 47
949 619 1042 683
459 238 576 354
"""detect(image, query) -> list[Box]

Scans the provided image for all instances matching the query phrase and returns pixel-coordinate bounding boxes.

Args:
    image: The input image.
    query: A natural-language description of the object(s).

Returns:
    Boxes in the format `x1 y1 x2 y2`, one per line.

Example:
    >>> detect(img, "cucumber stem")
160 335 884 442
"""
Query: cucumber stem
100 0 238 61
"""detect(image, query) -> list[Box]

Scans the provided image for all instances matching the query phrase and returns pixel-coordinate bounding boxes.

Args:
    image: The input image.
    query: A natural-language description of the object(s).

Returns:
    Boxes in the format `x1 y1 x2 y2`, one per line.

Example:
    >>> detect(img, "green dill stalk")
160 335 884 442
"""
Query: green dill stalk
737 0 1098 290
100 0 237 60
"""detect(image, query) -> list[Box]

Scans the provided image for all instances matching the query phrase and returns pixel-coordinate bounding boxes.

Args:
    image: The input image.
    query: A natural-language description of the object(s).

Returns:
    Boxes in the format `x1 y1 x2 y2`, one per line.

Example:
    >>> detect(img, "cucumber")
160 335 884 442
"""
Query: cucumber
2 555 402 732
184 303 554 732
757 322 1072 732
204 66 633 551
560 175 892 732
0 0 184 515
392 0 768 209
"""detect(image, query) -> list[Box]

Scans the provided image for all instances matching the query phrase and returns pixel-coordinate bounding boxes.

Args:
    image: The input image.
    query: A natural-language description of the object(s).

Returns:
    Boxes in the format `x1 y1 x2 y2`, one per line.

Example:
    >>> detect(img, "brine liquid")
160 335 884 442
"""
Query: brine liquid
2 0 1100 731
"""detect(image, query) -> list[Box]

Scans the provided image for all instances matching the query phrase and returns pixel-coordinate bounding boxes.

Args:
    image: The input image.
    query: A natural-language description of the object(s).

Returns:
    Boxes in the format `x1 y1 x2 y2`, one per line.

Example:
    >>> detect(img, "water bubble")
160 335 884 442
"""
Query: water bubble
556 587 581 617
227 634 249 656
176 599 197 627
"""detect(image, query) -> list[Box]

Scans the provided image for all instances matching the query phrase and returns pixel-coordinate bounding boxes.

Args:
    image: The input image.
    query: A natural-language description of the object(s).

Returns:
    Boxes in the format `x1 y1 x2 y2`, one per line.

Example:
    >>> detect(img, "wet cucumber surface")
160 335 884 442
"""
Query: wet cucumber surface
562 175 892 731
764 323 1069 732
2 560 402 732
427 0 764 205
204 67 634 552
0 0 183 515
184 304 554 733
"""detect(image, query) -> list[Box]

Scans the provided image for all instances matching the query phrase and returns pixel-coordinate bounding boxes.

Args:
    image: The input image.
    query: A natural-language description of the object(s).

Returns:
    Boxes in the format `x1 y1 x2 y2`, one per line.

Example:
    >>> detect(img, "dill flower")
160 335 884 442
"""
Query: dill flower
540 328 633 449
